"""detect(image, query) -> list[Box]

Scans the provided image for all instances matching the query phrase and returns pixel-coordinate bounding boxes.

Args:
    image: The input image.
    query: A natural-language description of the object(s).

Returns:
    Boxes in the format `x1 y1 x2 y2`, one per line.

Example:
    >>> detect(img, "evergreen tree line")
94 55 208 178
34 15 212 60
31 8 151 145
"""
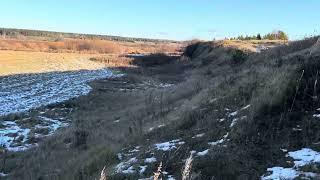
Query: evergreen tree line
228 30 288 41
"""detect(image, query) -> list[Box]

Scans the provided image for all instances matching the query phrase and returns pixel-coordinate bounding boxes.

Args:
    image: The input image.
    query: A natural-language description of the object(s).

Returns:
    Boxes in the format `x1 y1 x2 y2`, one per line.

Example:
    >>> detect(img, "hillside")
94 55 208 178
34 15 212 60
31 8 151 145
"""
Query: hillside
2 36 320 179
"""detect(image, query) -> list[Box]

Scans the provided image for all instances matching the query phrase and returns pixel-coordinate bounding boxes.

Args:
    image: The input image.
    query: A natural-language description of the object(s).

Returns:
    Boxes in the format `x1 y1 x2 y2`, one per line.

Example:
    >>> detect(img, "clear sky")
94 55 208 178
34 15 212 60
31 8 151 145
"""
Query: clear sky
0 0 319 40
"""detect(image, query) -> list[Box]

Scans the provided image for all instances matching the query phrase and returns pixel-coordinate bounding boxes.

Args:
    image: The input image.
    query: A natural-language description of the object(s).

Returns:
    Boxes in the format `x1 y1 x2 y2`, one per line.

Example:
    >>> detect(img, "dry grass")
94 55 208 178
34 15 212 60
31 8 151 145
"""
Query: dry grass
219 39 287 52
0 37 181 55
0 50 110 76
181 152 193 180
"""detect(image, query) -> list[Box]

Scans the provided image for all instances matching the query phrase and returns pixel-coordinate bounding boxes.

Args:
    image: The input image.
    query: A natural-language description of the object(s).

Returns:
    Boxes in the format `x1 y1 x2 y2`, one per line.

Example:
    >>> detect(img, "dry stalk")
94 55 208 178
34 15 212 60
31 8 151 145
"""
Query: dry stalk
182 152 194 180
153 161 163 180
99 166 107 180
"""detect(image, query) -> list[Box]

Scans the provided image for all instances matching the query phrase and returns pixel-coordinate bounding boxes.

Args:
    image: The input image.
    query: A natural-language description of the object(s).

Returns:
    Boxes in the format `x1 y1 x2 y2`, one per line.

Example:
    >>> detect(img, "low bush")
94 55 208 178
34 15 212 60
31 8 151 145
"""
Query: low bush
131 53 177 67
231 49 248 64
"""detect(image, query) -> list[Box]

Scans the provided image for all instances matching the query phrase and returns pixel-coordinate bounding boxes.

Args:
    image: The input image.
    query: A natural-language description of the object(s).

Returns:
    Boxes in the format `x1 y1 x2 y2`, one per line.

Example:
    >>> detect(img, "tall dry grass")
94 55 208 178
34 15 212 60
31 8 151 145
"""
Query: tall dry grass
0 37 181 54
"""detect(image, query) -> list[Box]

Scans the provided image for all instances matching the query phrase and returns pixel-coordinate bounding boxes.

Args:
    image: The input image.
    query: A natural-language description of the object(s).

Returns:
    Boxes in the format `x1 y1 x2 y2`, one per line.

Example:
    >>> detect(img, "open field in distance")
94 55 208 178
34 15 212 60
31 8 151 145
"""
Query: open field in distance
0 50 110 76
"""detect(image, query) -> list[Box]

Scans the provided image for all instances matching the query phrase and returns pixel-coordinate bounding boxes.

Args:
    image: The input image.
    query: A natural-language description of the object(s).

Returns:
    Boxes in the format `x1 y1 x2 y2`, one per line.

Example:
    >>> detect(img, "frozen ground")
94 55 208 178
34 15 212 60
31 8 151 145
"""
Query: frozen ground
0 68 118 151
0 115 69 151
261 148 320 179
0 68 116 116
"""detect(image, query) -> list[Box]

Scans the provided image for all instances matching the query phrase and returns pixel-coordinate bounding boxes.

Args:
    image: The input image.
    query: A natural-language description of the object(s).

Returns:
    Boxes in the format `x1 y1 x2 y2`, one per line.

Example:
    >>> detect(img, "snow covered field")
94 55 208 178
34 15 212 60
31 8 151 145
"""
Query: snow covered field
0 69 116 116
0 68 117 151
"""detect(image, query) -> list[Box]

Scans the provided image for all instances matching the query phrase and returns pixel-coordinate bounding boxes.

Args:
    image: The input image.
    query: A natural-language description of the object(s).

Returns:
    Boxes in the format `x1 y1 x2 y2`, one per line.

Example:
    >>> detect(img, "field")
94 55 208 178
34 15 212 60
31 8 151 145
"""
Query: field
0 50 110 76
0 37 181 54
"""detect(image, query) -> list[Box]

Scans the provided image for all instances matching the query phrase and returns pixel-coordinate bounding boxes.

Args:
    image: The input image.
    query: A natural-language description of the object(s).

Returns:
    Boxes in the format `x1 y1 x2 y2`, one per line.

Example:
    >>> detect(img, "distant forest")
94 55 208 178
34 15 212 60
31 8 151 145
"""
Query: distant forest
0 28 178 43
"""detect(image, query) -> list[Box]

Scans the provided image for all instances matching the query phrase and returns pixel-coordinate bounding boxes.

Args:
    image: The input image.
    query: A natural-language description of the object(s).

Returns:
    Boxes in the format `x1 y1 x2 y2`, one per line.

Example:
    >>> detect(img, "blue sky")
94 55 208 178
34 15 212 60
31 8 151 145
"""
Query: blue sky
0 0 319 40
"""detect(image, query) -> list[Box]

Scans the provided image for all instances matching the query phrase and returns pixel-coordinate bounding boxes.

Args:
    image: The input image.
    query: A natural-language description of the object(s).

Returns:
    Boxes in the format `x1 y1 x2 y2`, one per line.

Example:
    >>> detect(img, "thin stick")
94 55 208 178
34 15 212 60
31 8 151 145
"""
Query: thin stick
290 70 304 112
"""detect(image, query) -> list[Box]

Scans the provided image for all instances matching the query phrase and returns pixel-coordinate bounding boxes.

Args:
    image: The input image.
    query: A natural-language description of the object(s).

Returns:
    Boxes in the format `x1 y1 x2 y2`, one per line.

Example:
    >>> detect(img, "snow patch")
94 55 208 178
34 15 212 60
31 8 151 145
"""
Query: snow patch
139 165 147 174
262 167 298 180
154 139 185 151
122 166 135 174
0 115 69 151
158 83 174 88
0 121 31 151
241 104 251 110
208 139 224 146
115 157 138 174
196 149 209 156
313 114 320 118
129 146 140 153
145 157 157 163
208 133 228 146
230 118 239 128
262 148 320 179
228 111 238 117
192 133 205 138
288 148 320 167
0 172 8 177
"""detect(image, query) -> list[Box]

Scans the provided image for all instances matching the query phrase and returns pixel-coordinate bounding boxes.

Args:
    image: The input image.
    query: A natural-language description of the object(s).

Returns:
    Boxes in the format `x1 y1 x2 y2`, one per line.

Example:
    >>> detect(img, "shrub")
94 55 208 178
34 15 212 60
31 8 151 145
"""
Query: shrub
131 53 177 67
231 49 248 64
73 129 88 148
184 42 201 58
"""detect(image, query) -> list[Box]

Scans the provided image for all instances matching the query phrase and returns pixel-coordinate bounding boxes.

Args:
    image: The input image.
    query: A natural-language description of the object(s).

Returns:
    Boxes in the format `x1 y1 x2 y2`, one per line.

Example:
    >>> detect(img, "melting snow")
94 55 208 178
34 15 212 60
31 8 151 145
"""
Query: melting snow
145 157 157 163
0 172 8 177
280 148 288 153
117 153 123 160
122 166 135 174
0 115 68 151
262 167 298 180
158 83 173 88
139 165 147 174
208 139 224 146
208 133 228 146
241 104 251 110
0 121 31 151
219 118 225 122
196 149 209 156
37 116 68 134
230 118 239 128
129 146 140 153
116 157 137 174
262 148 320 179
0 69 117 116
228 111 238 117
313 114 320 118
154 139 185 151
192 133 205 138
128 157 138 163
287 148 320 167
